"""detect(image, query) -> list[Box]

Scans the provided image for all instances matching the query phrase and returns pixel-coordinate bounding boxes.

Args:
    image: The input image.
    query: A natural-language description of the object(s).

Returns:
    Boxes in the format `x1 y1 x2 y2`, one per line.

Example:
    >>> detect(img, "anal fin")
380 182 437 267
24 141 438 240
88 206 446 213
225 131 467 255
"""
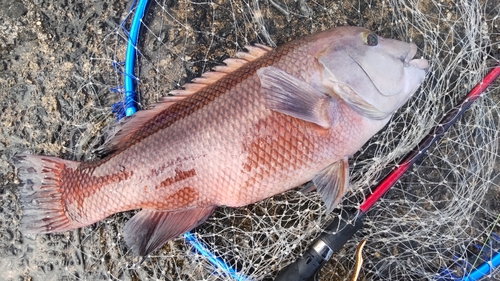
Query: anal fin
123 206 216 256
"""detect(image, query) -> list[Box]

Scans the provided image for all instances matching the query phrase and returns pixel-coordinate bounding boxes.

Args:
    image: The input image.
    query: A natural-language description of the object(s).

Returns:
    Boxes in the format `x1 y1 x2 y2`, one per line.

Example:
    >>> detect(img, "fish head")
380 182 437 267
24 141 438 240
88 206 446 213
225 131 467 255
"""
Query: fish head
312 26 429 118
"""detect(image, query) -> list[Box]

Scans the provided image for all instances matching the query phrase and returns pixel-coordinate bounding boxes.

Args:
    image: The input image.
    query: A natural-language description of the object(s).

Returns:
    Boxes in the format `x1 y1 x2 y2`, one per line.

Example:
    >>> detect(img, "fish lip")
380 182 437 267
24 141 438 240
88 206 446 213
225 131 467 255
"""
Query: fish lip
404 43 429 70
409 58 429 70
403 43 418 66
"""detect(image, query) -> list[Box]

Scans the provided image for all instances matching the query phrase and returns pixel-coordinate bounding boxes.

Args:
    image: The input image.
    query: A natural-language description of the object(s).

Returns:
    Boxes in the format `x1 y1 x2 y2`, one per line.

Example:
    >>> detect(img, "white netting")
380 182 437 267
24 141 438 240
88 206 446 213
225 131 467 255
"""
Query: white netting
2 0 499 280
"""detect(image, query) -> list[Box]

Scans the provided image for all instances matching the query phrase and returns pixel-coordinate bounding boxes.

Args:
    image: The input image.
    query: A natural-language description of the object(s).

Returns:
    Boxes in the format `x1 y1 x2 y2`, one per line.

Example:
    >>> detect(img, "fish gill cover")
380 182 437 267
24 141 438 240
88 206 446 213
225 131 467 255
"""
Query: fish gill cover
0 0 499 280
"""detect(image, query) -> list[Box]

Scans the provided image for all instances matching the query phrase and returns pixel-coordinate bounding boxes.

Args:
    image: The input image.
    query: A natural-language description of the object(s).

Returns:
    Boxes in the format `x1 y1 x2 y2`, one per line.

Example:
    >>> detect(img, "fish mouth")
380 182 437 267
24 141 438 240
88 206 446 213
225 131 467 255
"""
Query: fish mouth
404 43 429 70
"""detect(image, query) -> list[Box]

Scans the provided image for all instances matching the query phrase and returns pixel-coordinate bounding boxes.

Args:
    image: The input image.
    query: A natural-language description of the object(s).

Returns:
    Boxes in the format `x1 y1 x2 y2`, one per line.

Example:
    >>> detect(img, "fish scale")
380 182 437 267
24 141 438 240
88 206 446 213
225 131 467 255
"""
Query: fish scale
12 26 428 256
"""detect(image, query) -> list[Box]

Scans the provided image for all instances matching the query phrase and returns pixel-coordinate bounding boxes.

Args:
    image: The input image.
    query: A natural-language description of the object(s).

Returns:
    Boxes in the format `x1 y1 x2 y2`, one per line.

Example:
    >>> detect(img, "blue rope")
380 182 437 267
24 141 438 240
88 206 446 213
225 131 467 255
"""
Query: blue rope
461 232 500 281
184 232 249 281
438 229 500 281
116 0 248 279
122 0 148 117
462 252 500 281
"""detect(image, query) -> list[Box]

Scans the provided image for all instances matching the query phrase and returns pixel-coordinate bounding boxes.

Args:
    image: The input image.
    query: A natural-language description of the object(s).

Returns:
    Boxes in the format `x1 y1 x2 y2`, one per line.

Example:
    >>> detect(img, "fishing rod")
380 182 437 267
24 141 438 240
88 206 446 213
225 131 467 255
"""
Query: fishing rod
275 64 500 281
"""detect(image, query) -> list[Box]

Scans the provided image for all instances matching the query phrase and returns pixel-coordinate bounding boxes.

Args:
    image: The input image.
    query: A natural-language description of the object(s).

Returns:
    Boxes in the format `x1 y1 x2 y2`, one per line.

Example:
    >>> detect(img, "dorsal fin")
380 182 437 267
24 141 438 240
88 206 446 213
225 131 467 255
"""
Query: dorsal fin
169 44 272 97
96 44 272 155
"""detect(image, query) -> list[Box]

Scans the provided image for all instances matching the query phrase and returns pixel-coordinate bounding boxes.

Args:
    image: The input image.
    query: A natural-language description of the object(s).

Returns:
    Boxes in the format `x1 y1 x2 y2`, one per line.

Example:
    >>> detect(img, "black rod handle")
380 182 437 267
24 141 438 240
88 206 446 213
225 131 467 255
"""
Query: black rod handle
275 209 363 281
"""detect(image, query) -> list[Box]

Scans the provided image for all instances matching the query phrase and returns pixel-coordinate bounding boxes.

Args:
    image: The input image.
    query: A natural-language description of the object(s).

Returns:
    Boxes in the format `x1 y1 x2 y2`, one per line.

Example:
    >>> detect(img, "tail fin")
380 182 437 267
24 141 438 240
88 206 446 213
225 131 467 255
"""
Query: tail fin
12 153 81 234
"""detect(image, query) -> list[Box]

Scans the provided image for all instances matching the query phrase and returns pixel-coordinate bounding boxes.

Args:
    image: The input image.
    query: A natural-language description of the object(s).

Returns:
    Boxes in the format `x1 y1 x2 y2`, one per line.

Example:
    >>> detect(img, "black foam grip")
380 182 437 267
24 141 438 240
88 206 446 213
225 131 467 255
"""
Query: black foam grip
321 208 363 252
274 209 363 281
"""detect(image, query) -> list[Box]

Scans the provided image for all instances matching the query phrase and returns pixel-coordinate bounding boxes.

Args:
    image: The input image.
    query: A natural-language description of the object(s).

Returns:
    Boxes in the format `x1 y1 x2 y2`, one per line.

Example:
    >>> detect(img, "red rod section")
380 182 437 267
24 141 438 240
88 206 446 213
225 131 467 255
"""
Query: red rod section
359 65 500 213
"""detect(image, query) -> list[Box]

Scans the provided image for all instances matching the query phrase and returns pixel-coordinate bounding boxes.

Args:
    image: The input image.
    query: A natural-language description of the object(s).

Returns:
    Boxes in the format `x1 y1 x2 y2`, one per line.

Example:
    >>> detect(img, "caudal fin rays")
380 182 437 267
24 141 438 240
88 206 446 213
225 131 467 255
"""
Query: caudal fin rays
12 153 82 234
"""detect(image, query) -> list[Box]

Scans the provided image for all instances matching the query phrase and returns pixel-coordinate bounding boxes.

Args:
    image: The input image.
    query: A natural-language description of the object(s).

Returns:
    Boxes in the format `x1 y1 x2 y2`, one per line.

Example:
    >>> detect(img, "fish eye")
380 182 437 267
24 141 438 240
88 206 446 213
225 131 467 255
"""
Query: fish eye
366 33 378 46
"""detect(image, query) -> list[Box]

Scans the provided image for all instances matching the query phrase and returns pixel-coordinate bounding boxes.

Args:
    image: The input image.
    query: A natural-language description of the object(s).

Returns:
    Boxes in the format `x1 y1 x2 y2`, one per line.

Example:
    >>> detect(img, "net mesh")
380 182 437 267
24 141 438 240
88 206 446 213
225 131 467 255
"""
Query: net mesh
1 0 500 280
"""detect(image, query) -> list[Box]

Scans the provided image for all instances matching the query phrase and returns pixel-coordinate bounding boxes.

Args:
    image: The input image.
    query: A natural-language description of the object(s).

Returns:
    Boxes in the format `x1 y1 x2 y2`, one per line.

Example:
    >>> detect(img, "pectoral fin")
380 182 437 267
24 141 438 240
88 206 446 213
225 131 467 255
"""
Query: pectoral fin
312 157 349 213
257 66 336 128
299 182 316 194
123 206 216 256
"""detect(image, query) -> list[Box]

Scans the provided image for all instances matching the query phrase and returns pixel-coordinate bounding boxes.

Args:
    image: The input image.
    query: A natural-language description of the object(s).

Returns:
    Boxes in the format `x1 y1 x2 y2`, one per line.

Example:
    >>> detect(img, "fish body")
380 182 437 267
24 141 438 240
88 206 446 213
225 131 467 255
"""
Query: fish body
13 27 428 255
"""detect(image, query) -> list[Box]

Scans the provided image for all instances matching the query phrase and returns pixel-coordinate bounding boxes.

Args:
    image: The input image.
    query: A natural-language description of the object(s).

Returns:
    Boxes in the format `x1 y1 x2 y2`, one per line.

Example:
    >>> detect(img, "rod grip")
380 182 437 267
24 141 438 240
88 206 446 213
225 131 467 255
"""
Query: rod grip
275 209 363 281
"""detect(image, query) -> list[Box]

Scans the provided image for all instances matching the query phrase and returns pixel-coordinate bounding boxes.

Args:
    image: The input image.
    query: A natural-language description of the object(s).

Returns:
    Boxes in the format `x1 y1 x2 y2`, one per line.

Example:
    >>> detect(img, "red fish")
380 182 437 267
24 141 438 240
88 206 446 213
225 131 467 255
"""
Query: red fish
13 26 428 256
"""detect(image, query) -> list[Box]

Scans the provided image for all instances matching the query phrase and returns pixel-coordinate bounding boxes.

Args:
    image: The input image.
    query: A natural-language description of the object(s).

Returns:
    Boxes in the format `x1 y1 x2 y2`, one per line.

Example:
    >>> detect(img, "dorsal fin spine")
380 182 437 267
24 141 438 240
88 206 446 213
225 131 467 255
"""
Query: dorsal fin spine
97 44 272 155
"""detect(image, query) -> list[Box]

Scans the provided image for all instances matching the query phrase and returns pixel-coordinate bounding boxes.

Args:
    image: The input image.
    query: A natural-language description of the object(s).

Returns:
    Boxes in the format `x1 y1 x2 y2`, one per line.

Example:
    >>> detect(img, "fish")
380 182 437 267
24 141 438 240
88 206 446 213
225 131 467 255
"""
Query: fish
12 26 428 256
